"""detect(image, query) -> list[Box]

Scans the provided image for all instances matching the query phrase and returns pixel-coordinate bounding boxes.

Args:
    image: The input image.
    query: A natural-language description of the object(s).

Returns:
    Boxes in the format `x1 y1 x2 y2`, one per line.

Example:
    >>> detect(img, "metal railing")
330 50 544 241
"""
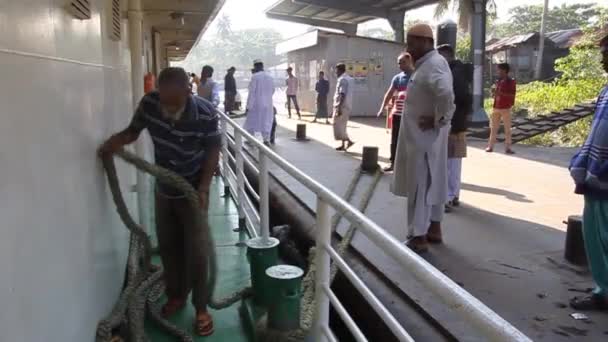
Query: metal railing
216 111 532 342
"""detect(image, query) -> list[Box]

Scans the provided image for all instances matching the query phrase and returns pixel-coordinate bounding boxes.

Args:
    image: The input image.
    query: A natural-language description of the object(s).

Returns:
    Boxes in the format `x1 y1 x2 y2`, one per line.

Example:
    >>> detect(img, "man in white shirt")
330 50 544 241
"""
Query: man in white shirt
244 60 275 145
285 67 301 119
392 24 455 253
332 63 355 151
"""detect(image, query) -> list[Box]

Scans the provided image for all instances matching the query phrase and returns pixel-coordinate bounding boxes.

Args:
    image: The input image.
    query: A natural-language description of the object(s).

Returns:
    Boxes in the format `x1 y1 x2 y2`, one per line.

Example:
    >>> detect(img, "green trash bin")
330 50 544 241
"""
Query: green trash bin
265 265 304 331
246 237 280 306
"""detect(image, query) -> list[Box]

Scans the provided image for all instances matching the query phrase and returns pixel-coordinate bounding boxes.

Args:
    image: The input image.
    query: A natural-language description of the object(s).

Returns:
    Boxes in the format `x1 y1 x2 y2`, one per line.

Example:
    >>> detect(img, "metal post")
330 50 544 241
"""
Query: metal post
313 198 331 341
221 116 230 197
388 10 405 43
128 0 150 230
235 131 246 231
259 150 270 242
470 0 489 126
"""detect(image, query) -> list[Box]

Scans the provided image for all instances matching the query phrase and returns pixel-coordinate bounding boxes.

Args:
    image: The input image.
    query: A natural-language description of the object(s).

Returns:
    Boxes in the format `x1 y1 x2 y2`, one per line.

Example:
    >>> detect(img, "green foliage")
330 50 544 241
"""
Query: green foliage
358 28 394 41
456 36 471 63
179 16 284 75
492 3 600 38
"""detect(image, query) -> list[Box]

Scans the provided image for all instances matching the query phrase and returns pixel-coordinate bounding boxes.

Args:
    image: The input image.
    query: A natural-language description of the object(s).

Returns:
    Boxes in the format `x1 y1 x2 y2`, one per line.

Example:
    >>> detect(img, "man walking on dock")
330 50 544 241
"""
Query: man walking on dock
392 24 454 253
98 67 219 336
332 63 355 151
245 59 275 145
285 66 301 119
486 63 516 154
569 34 608 312
224 66 237 114
313 71 330 124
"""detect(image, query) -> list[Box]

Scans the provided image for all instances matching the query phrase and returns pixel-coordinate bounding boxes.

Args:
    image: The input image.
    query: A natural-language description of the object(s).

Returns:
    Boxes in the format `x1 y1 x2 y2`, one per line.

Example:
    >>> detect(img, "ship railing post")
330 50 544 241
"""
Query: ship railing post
313 197 331 342
258 148 270 242
234 131 246 231
221 115 230 197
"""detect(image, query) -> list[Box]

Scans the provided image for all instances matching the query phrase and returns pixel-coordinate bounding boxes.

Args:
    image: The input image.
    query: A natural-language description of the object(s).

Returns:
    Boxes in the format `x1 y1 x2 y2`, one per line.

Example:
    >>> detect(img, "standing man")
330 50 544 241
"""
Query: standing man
244 59 275 145
377 52 414 172
285 67 301 119
568 34 608 312
333 63 355 151
98 67 218 336
197 65 220 108
486 63 516 154
392 24 455 253
313 71 330 124
224 66 237 114
437 44 472 209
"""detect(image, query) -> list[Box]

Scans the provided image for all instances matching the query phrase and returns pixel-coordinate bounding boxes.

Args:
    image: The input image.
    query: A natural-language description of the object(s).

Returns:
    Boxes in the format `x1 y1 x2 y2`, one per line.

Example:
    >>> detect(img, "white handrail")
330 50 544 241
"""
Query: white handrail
217 110 531 342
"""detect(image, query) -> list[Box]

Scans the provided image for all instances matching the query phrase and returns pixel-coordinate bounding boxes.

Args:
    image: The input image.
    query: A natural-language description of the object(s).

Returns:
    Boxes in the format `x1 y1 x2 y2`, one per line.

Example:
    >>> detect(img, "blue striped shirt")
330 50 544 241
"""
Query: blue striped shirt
129 92 221 196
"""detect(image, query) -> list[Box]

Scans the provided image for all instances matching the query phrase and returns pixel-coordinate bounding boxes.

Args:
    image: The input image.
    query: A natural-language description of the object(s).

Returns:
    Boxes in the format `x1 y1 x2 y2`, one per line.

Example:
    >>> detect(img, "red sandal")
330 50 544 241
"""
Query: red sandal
194 311 214 336
161 298 186 318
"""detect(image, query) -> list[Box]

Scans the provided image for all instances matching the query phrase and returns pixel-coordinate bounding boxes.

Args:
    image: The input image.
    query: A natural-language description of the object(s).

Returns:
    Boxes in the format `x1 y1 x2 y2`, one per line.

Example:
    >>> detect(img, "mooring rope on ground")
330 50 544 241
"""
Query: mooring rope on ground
96 150 251 341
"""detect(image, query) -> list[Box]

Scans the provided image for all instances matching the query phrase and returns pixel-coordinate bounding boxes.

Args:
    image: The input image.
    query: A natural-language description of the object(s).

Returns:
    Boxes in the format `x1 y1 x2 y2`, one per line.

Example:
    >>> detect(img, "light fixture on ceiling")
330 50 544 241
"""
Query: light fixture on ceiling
169 12 185 26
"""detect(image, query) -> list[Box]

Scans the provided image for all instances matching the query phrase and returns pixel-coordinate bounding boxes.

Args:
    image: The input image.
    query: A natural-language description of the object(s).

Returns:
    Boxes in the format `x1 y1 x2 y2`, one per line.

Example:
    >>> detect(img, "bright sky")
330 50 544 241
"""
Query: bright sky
204 0 606 40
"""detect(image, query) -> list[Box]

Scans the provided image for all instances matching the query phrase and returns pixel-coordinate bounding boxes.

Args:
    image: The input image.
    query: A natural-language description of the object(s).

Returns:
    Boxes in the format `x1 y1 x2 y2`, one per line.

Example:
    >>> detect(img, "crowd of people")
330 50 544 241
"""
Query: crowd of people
94 24 608 335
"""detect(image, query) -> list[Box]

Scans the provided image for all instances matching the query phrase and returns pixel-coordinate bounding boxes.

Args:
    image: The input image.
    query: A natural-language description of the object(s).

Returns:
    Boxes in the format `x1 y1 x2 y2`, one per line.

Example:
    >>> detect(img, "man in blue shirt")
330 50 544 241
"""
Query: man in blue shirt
377 52 414 172
99 67 220 336
569 34 608 312
313 71 330 124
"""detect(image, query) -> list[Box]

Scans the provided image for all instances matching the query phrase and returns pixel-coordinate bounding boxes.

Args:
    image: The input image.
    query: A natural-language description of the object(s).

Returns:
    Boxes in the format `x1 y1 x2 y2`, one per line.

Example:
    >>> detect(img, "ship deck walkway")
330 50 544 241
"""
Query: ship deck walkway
234 111 608 341
145 177 251 342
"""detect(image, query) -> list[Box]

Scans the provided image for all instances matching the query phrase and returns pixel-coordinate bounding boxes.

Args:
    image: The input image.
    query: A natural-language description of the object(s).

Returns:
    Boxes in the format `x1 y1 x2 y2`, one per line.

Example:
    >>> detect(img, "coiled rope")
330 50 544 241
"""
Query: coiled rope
96 149 251 342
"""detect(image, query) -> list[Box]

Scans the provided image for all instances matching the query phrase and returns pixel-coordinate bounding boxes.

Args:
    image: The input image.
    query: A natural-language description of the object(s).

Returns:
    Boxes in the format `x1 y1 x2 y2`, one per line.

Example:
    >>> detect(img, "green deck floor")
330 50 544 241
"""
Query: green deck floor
145 177 251 341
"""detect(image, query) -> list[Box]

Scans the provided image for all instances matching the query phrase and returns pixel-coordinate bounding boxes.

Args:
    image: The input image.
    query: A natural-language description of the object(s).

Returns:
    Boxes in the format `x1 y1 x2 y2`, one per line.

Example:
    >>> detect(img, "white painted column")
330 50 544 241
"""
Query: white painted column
128 0 150 229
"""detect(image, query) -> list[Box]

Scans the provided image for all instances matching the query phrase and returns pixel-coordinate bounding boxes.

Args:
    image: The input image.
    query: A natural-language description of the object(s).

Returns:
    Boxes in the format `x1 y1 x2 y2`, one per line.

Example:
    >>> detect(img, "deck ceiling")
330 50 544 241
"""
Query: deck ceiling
266 0 438 30
143 0 225 61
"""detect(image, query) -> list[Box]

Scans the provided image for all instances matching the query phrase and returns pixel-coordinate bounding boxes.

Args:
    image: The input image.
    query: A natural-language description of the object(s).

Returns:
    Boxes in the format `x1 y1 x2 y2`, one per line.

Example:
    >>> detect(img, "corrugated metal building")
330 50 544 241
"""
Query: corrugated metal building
276 29 405 117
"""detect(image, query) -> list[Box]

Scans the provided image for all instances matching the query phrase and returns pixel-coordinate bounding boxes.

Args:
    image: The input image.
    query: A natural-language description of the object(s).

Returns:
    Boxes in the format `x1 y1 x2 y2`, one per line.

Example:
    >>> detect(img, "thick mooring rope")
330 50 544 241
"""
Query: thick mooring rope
96 150 251 341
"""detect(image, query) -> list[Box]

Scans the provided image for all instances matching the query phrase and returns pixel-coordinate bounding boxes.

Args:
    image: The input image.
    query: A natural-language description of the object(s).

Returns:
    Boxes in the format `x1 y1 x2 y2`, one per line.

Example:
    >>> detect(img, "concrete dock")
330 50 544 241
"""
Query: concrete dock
234 105 608 341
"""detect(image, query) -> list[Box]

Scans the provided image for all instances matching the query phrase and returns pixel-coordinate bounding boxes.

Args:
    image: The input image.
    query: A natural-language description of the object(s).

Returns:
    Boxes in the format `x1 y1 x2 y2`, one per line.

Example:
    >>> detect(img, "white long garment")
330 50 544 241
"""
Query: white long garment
244 71 275 136
392 50 455 234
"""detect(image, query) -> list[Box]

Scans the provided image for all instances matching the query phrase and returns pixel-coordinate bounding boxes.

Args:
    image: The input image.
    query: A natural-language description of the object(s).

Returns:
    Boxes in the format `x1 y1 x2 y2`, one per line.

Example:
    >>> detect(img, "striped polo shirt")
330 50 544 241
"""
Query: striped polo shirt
129 91 222 197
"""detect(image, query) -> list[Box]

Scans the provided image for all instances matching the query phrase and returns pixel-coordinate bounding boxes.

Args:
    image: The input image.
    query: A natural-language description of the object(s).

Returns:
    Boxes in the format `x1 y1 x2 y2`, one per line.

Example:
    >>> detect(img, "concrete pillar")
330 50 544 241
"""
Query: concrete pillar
388 11 405 43
128 0 151 229
470 0 489 126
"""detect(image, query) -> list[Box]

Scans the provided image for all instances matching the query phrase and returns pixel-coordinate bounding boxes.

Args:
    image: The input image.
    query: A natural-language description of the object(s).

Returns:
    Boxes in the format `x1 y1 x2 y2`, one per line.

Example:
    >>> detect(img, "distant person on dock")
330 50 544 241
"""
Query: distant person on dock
332 63 355 151
98 67 219 336
486 63 516 154
392 24 454 253
244 59 275 145
438 44 472 210
313 71 330 124
224 66 237 114
568 34 608 312
190 73 199 95
197 65 220 108
377 52 414 172
285 66 301 119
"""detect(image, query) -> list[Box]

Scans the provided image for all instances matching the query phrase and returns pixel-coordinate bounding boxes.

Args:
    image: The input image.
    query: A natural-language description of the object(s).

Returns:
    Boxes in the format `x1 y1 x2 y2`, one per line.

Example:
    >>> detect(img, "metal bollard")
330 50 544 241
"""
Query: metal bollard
296 124 307 141
246 237 280 305
564 215 587 266
266 265 304 331
361 146 379 173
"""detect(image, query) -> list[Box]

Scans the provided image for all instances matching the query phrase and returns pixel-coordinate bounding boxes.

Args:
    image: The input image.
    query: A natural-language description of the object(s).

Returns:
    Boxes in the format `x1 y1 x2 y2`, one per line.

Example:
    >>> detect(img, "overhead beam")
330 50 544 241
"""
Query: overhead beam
392 0 438 11
266 13 357 34
292 0 388 18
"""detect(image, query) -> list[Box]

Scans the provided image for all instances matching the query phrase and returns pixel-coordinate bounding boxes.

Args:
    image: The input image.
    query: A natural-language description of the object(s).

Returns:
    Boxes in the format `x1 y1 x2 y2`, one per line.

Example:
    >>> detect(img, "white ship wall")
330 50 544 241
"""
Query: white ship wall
0 0 137 340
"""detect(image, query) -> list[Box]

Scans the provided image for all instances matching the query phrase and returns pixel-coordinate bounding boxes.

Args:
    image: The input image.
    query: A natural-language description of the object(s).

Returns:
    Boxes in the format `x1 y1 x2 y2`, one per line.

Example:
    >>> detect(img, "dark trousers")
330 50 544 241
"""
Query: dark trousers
270 115 277 143
316 94 328 119
390 115 402 164
155 193 209 310
224 91 236 113
286 95 300 116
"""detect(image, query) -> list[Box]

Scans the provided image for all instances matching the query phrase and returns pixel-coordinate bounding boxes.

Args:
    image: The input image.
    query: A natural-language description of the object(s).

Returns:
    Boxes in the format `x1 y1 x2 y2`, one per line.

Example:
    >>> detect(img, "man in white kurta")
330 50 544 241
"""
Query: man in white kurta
244 60 275 144
392 24 455 253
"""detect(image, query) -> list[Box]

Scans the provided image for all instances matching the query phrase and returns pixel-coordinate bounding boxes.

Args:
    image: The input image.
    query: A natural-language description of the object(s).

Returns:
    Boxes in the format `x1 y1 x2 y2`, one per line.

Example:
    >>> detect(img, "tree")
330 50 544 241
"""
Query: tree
493 3 600 38
456 36 471 62
434 0 496 32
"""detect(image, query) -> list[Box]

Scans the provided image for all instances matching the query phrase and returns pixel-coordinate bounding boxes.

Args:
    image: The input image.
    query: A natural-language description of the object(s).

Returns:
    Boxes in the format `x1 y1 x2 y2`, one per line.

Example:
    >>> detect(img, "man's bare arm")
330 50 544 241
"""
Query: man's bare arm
98 127 141 156
197 145 220 202
377 87 396 117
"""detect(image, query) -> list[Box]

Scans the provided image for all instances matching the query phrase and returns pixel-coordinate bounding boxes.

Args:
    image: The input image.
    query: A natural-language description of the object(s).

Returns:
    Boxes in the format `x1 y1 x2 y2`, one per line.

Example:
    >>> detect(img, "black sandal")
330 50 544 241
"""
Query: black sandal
570 293 608 311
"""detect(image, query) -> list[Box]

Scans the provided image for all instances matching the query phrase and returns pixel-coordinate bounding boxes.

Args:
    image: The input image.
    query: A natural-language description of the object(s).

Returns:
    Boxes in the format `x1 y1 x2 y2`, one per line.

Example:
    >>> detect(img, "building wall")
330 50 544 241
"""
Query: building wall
288 34 404 117
0 0 136 340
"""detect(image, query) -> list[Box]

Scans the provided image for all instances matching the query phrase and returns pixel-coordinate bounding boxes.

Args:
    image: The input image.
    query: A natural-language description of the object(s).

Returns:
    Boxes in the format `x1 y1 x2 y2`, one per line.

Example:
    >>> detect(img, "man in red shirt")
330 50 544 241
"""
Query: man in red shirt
487 63 516 154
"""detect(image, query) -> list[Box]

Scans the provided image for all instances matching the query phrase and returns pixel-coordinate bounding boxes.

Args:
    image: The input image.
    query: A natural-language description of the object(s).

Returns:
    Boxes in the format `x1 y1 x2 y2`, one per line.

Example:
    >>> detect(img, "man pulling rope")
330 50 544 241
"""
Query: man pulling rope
99 67 220 336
